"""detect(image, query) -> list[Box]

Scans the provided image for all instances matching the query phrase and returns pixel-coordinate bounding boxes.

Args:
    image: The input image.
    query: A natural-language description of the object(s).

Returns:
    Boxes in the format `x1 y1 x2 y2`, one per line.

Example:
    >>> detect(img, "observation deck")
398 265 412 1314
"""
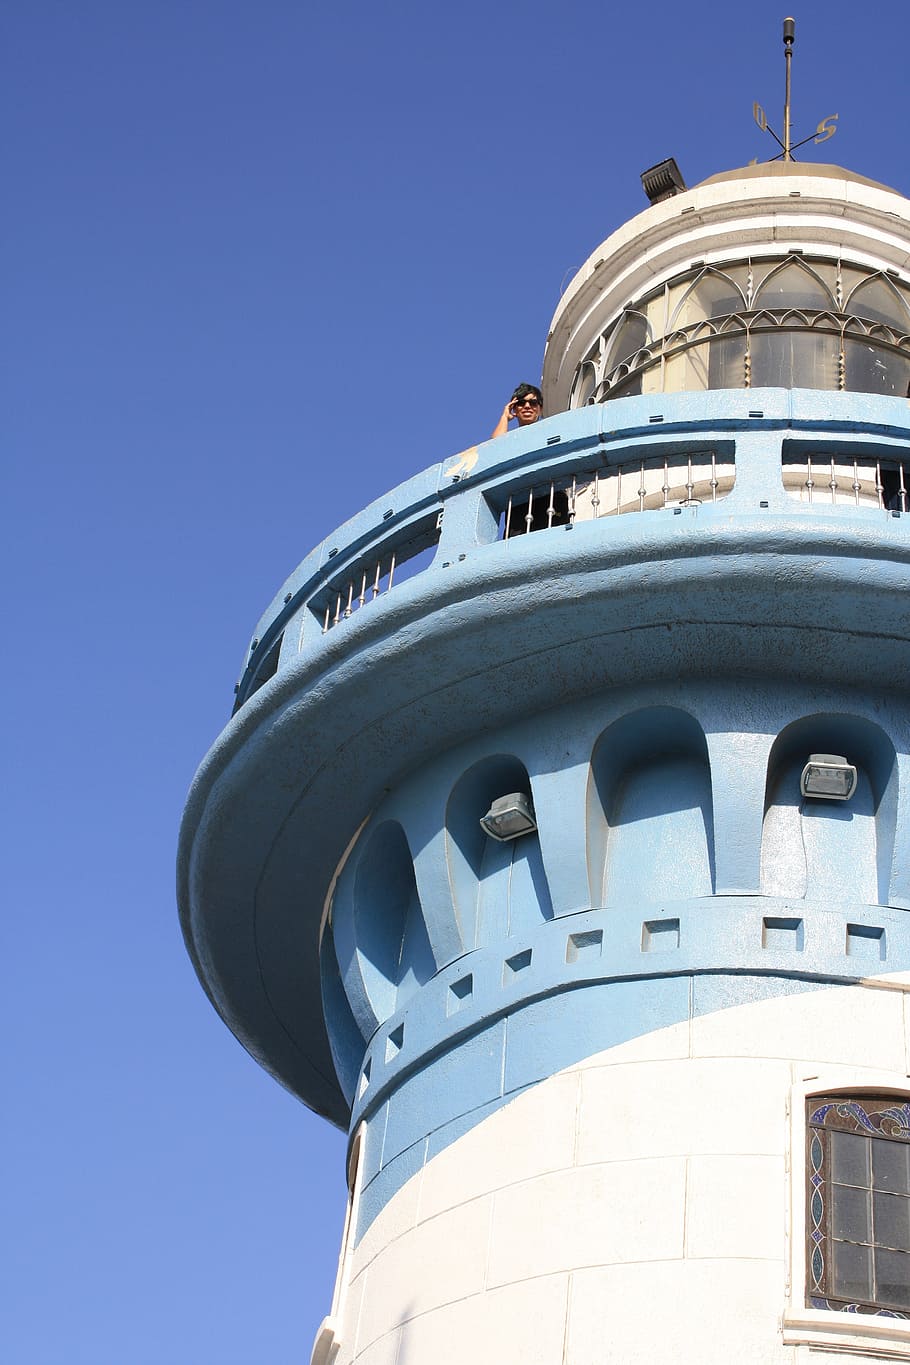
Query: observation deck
178 387 910 1132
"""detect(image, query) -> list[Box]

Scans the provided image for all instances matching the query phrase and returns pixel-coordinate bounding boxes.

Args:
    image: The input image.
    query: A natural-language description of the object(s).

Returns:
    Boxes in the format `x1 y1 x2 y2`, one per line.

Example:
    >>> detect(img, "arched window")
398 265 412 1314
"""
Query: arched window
669 266 747 329
753 259 836 311
846 275 910 330
807 1094 910 1315
571 360 598 408
605 310 651 371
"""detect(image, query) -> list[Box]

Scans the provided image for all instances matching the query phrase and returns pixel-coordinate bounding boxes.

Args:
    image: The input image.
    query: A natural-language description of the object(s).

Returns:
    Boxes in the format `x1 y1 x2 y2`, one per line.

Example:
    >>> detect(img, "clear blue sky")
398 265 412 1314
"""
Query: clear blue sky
4 3 908 1361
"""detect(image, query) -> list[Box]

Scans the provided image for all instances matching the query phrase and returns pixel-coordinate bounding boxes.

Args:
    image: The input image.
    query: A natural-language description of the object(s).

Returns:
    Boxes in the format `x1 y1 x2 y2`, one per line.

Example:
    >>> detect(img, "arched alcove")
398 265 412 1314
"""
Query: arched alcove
445 755 552 950
589 707 715 906
319 920 365 1105
761 715 898 906
352 821 434 1018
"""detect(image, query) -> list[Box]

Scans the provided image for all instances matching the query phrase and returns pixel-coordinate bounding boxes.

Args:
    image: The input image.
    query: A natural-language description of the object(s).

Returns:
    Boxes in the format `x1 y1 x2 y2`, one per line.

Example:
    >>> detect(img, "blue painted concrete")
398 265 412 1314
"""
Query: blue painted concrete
229 389 910 709
346 895 910 1137
352 970 840 1235
178 390 910 1137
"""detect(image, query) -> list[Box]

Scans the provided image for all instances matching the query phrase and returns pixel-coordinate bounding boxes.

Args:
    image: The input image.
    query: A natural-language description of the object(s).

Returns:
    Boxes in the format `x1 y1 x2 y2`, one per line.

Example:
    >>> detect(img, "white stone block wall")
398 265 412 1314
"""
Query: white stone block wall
318 979 910 1365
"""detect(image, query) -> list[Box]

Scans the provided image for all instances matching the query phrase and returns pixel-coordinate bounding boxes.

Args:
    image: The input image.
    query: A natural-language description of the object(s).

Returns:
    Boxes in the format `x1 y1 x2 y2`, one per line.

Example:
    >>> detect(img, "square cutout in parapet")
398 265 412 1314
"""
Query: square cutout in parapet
358 1058 372 1099
566 930 603 964
762 916 804 951
503 948 532 984
447 974 473 1015
641 919 680 952
846 924 886 963
385 1024 404 1063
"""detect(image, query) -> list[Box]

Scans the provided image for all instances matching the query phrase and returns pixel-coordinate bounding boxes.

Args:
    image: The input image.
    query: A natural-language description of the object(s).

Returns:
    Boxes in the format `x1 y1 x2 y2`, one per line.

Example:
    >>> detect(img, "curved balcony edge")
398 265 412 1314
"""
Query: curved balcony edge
232 390 910 712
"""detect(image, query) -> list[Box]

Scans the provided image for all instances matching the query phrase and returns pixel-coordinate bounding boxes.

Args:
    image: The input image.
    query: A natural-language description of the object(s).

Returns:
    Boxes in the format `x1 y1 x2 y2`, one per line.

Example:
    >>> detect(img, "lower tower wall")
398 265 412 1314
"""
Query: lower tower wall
323 978 910 1365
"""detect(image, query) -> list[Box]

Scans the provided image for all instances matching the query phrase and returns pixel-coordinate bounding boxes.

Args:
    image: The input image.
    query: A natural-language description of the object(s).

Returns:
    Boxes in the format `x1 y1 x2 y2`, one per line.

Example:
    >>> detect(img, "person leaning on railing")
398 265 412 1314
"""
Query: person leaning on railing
491 383 543 438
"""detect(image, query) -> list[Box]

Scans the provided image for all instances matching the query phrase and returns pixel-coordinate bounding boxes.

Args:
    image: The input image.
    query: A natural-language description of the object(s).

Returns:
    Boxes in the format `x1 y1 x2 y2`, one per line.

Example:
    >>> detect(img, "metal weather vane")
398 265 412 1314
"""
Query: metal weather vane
752 17 837 162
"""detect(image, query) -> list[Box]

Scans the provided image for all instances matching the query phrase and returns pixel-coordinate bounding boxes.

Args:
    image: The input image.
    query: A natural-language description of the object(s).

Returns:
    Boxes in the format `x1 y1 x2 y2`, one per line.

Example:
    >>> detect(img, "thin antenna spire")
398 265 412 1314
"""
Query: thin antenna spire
783 17 795 161
752 19 838 164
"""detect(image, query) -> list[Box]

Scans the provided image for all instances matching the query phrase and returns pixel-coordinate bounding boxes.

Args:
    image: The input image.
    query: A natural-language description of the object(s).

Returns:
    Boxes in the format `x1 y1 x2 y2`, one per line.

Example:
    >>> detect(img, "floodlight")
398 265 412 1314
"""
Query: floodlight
800 754 857 801
640 158 687 205
479 792 537 842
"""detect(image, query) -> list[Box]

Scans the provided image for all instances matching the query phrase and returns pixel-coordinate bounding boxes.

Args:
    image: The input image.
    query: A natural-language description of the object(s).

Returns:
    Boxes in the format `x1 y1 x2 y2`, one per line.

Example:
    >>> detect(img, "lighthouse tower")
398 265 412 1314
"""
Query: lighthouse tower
179 158 910 1363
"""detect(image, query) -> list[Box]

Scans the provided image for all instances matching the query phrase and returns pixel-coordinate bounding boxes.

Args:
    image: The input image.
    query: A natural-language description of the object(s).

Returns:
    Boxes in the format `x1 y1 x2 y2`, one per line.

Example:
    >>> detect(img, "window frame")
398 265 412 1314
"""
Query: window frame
806 1094 910 1315
784 1072 910 1358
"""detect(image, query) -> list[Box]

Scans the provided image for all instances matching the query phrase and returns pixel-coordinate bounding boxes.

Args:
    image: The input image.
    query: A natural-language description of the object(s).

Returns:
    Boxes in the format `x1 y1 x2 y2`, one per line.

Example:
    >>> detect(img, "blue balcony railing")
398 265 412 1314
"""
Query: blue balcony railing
231 390 910 714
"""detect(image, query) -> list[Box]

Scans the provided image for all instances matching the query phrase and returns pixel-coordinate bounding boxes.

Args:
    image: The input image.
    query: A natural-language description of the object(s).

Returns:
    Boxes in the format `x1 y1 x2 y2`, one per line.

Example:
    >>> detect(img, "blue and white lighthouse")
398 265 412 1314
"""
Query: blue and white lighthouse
179 158 910 1363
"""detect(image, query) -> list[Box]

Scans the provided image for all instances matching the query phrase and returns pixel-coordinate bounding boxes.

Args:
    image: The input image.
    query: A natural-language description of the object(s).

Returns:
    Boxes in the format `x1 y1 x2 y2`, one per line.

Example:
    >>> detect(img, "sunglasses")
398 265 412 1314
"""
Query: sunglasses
515 397 541 408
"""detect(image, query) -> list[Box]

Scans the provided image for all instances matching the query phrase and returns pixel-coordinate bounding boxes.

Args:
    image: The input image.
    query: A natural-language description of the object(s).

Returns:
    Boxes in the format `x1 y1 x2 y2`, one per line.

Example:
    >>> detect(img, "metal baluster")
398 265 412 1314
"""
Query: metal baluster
875 460 885 511
710 452 718 503
616 465 622 515
805 454 814 505
852 459 861 506
372 561 382 599
387 553 396 592
899 462 908 512
524 490 535 534
323 603 331 634
504 496 513 541
568 476 578 526
343 582 354 618
686 454 695 505
333 593 342 625
662 457 670 508
592 470 600 519
546 482 556 528
358 571 368 610
829 458 838 505
638 459 646 512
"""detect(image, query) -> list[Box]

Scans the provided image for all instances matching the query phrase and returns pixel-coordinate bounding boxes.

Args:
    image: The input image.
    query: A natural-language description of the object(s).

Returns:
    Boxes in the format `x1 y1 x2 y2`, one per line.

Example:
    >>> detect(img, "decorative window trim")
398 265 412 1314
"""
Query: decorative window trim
568 251 910 406
784 1072 910 1358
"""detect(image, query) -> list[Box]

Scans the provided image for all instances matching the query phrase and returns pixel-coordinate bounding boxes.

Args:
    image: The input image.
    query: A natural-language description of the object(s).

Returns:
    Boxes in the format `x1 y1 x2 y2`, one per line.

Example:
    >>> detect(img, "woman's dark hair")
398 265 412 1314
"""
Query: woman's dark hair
511 383 543 405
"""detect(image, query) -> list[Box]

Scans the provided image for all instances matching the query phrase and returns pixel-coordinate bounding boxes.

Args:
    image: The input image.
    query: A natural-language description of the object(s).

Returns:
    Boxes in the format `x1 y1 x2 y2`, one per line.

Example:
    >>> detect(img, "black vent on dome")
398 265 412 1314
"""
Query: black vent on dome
641 158 687 205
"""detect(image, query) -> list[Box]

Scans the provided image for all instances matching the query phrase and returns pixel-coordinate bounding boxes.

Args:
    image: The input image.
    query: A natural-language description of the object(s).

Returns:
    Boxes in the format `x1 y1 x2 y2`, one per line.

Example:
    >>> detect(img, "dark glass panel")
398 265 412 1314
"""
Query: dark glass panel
751 329 839 389
832 1184 872 1243
831 1130 871 1188
608 370 644 398
873 1139 910 1194
832 1239 873 1300
709 333 746 389
875 1247 910 1309
844 340 910 397
874 1192 910 1253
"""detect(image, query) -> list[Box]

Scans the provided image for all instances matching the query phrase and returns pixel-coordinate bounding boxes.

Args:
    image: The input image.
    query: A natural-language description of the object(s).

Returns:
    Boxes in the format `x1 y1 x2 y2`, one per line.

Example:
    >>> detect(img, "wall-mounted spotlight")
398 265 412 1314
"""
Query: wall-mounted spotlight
479 792 537 841
800 754 857 801
640 158 687 205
